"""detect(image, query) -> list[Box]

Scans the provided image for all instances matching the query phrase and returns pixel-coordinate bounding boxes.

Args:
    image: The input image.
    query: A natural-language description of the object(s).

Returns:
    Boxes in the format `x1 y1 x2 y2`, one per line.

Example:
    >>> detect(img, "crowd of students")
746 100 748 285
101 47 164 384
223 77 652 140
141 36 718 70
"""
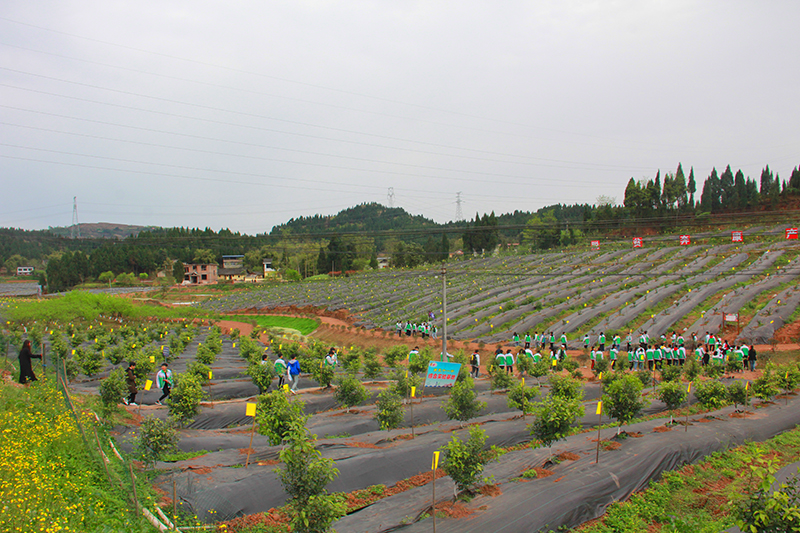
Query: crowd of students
395 321 438 339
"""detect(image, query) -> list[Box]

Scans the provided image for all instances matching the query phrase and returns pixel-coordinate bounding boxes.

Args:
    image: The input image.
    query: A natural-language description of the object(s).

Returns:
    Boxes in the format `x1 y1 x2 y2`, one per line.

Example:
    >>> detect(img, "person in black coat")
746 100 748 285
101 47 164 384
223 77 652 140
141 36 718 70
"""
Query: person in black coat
18 340 41 384
125 361 138 406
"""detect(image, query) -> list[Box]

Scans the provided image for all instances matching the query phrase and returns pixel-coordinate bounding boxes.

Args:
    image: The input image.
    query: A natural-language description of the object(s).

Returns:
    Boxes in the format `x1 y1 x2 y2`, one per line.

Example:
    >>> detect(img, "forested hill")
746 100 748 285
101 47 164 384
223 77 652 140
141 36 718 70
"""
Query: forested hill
271 202 452 236
48 223 160 240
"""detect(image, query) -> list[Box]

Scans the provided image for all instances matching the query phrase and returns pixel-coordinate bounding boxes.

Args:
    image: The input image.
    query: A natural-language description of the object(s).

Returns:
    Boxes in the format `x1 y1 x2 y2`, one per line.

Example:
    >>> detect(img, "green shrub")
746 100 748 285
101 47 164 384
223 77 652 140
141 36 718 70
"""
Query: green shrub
310 361 335 389
694 380 728 410
660 365 682 383
98 368 127 418
362 350 383 380
657 381 687 423
390 370 422 398
727 380 750 411
777 365 800 393
169 373 205 425
603 374 646 433
441 426 495 496
548 374 583 401
488 363 514 390
507 381 539 417
195 344 216 365
334 374 369 411
735 459 800 533
443 377 486 425
704 362 725 380
135 416 179 468
752 365 780 402
381 345 408 368
246 362 274 393
529 395 584 450
593 357 610 377
683 358 702 381
529 359 550 383
186 361 211 384
408 347 432 375
374 389 404 431
634 369 653 389
255 390 309 445
75 347 104 377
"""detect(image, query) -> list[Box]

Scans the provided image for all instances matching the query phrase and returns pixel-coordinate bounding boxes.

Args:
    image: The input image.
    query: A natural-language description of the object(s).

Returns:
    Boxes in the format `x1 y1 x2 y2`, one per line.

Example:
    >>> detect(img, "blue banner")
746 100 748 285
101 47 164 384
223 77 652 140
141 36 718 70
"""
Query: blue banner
424 361 461 388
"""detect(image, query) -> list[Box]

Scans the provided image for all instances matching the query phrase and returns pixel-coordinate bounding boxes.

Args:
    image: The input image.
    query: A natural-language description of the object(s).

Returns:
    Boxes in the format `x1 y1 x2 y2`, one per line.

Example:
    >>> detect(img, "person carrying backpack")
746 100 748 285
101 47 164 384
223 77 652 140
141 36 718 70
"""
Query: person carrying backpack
287 355 301 393
470 350 480 378
274 354 287 388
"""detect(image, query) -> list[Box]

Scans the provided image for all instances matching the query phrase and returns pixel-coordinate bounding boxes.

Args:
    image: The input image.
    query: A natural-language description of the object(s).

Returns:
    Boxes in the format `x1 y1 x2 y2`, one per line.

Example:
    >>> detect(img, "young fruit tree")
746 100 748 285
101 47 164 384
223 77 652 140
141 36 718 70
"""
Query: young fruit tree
374 389 404 431
441 426 496 498
726 380 750 412
528 395 584 456
602 374 646 435
334 374 370 413
506 381 539 419
278 431 347 533
443 377 486 427
255 390 309 445
657 380 687 425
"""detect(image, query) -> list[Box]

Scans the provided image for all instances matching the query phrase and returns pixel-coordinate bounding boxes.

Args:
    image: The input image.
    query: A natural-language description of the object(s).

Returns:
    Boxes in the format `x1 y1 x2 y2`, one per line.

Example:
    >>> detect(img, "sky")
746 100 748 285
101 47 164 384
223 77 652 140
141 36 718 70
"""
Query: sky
1 1 799 235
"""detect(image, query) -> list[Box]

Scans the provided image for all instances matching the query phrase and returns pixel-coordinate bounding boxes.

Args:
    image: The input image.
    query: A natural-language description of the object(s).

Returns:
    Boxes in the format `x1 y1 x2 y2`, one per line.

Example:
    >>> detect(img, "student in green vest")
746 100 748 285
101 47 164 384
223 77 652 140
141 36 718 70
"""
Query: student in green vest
495 348 505 373
524 333 532 349
626 332 633 352
645 345 655 371
408 347 420 365
504 349 515 375
512 332 520 346
598 332 606 352
274 354 287 388
560 332 567 349
609 347 618 369
676 345 686 366
548 332 556 351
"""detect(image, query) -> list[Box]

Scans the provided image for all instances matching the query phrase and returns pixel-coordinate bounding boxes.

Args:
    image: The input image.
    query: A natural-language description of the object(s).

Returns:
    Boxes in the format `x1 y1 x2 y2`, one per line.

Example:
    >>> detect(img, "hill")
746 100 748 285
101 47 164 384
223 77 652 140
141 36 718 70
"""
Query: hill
47 223 161 240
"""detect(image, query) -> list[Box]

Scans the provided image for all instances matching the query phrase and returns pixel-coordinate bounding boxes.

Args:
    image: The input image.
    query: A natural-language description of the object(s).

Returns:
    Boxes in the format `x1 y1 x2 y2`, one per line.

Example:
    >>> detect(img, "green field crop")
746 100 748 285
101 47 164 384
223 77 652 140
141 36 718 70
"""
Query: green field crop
227 315 319 336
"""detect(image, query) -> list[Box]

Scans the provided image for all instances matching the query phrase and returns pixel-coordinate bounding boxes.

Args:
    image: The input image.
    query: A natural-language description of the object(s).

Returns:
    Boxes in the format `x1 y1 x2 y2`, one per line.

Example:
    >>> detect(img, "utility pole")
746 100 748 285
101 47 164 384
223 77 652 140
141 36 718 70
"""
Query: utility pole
71 196 80 239
441 264 447 361
455 192 463 221
387 187 395 208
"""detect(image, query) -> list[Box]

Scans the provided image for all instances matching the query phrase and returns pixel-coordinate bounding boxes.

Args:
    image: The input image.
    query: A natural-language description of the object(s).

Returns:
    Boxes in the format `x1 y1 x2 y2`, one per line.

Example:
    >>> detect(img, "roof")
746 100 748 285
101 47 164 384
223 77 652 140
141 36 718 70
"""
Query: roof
218 267 246 276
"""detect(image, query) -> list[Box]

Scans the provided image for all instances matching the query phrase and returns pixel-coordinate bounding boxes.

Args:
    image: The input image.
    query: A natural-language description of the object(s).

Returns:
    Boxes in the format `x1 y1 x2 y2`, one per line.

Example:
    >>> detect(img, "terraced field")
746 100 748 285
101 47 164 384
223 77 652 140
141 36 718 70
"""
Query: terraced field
199 225 800 346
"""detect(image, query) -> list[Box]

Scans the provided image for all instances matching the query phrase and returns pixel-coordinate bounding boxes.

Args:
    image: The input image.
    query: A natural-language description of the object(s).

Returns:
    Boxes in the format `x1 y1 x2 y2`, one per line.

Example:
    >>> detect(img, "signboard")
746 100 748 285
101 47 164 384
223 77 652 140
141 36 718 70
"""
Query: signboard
725 313 739 322
632 237 643 248
590 240 600 250
424 361 461 388
786 228 798 240
731 231 743 243
679 235 691 246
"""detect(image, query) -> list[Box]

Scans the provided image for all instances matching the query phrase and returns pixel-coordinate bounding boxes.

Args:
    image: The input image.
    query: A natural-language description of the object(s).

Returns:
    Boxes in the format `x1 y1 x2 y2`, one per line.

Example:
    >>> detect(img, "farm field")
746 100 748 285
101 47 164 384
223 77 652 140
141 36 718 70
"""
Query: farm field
4 228 800 532
198 227 800 349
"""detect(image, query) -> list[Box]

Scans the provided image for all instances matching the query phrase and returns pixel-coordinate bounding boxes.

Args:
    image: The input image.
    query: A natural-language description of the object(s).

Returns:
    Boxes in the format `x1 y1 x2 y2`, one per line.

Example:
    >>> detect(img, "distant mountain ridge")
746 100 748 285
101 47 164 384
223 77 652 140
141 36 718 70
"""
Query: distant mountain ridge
48 223 161 240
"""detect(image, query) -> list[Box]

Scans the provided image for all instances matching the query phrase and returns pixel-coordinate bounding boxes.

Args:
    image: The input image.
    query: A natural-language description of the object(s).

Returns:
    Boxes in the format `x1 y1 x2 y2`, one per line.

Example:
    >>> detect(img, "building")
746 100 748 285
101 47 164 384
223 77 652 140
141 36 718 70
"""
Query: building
218 255 246 282
183 263 218 285
263 258 277 277
376 257 390 269
16 266 35 276
222 255 244 269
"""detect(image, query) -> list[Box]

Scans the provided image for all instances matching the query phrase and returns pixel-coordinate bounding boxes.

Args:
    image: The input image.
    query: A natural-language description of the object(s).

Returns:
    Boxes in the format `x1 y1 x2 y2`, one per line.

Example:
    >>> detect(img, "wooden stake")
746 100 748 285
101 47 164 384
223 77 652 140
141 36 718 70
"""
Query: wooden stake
129 463 140 515
245 419 256 469
432 467 436 533
172 475 177 531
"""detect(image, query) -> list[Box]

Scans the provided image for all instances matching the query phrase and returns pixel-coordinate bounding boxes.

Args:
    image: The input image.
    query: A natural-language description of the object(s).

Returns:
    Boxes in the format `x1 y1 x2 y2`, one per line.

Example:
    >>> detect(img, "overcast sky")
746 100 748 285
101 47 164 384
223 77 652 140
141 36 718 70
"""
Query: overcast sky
1 1 799 234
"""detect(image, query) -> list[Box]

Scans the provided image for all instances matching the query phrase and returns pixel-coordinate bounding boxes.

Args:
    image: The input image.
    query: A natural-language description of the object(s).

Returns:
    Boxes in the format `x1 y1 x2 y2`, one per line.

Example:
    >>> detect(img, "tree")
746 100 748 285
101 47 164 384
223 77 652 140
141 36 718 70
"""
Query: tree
255 390 309 445
278 432 347 533
245 361 274 393
507 381 539 418
441 426 495 496
98 367 127 417
192 248 217 264
657 381 687 424
374 389 404 431
548 374 584 401
602 374 646 434
529 395 584 451
172 260 184 282
334 374 369 412
727 381 749 412
443 377 486 426
694 380 728 409
98 271 114 288
687 166 696 207
135 416 179 468
169 374 206 425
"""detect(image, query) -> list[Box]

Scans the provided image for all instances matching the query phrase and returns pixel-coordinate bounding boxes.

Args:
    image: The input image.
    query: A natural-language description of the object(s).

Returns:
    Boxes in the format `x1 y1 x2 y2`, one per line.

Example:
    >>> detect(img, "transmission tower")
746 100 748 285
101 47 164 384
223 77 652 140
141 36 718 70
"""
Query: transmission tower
387 187 395 208
71 196 80 239
455 192 463 221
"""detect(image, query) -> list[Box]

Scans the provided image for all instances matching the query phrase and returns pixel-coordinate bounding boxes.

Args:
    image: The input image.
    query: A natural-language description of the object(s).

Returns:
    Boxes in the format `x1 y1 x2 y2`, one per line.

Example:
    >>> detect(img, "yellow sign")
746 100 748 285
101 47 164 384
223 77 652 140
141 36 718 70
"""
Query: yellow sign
208 371 213 380
687 382 692 394
411 386 416 398
746 381 749 391
283 384 290 392
144 380 152 391
233 343 236 348
596 401 602 415
598 372 603 381
149 356 155 363
552 359 557 367
432 451 440 470
246 403 257 417
521 378 525 387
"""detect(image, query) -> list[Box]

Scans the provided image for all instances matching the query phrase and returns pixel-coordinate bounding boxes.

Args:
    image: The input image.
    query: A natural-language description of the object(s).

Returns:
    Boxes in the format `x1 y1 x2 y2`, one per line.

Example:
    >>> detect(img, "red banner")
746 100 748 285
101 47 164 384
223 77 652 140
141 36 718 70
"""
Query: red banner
632 237 643 248
679 235 691 246
786 228 798 240
590 240 600 250
731 231 743 243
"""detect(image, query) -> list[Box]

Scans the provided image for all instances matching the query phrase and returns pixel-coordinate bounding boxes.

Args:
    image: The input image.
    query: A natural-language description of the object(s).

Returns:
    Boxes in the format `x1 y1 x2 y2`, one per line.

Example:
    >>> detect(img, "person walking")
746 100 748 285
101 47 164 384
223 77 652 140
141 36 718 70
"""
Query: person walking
287 355 301 394
125 361 138 406
470 349 481 378
747 345 757 372
18 340 41 384
274 354 287 388
155 363 173 405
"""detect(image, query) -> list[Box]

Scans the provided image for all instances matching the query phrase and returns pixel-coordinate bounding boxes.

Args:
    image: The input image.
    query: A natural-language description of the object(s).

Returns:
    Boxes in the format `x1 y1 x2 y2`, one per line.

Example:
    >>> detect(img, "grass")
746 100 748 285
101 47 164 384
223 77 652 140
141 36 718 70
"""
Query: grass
227 315 320 336
0 379 159 532
573 425 800 533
